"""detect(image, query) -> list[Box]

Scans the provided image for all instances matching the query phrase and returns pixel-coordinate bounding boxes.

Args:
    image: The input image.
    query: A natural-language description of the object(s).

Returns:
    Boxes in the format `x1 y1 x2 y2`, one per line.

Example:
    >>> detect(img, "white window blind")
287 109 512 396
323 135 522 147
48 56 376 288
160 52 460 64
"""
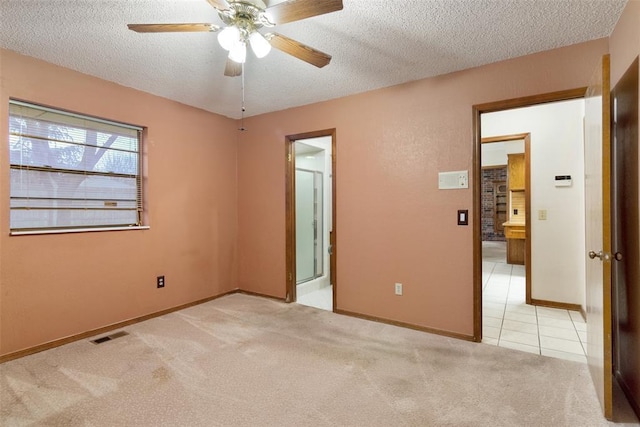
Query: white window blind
8 100 143 231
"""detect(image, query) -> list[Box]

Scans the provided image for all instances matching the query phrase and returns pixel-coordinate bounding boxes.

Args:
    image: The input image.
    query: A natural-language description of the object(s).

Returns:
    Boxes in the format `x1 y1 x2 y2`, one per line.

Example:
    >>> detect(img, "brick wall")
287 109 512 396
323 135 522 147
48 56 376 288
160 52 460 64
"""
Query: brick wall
482 167 507 241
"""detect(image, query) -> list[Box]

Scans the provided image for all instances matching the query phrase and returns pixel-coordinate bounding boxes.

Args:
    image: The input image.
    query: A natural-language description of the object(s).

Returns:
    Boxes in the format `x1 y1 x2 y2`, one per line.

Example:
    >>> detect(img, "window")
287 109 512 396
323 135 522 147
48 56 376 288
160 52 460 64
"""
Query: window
8 100 143 232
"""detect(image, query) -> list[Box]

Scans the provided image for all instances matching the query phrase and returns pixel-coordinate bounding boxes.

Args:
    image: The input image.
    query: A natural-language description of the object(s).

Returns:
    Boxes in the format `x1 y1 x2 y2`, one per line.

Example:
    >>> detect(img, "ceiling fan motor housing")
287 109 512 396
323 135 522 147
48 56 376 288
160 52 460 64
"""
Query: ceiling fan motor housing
218 1 274 39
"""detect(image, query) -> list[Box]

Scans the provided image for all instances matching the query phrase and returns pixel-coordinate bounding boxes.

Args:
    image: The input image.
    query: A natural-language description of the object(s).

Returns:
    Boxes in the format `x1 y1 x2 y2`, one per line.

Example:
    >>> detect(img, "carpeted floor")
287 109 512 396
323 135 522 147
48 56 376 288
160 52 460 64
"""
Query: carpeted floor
1 293 638 426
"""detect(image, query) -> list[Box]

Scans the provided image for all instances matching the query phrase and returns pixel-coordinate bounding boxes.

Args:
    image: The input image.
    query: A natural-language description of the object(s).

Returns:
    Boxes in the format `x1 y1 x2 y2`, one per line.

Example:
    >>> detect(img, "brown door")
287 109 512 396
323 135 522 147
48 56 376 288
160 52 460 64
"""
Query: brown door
612 57 640 417
584 54 613 419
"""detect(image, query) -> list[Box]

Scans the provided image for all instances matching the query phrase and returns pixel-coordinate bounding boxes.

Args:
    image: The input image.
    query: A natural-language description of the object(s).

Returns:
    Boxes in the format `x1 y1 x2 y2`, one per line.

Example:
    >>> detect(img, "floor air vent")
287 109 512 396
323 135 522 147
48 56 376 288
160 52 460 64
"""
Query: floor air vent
90 331 129 344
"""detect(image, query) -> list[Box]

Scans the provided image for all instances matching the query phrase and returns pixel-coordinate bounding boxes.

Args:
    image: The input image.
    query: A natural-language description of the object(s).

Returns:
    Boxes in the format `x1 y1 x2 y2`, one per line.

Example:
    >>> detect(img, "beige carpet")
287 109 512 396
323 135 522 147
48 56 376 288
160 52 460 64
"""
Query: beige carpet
1 293 638 426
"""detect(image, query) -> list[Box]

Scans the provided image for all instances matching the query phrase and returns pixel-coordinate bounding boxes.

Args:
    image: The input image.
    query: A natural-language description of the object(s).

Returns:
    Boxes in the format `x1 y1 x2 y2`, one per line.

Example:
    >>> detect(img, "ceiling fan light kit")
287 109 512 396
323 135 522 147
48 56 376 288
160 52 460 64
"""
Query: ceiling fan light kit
216 0 273 64
228 41 247 63
249 31 271 58
128 0 343 76
217 26 240 51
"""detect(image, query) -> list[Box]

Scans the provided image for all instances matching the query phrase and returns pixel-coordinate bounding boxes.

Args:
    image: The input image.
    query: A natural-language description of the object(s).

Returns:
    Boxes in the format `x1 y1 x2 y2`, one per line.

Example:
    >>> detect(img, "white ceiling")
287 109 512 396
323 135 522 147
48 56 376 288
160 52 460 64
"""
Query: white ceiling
0 0 628 119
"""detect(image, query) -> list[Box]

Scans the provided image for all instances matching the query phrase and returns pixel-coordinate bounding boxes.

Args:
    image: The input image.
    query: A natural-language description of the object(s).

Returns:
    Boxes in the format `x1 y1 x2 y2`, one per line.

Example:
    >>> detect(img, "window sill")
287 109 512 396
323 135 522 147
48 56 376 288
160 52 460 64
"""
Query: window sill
10 226 150 236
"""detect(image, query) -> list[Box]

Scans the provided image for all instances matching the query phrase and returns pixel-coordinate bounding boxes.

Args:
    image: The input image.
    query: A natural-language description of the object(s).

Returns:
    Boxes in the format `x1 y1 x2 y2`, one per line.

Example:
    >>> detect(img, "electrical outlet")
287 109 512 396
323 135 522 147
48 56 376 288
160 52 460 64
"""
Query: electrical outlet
157 275 165 288
538 209 547 220
395 283 403 296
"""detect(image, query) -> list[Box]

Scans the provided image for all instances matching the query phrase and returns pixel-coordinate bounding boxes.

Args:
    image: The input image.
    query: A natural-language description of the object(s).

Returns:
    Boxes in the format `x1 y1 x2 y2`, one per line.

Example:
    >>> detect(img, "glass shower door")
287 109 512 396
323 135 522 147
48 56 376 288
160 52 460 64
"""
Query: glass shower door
295 169 323 283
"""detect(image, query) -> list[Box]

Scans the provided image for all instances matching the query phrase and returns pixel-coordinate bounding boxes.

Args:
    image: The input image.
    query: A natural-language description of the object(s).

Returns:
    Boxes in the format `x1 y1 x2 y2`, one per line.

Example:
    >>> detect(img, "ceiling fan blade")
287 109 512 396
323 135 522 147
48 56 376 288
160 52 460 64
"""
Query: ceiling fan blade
224 58 243 77
127 23 219 33
205 0 230 10
265 0 343 25
267 33 331 68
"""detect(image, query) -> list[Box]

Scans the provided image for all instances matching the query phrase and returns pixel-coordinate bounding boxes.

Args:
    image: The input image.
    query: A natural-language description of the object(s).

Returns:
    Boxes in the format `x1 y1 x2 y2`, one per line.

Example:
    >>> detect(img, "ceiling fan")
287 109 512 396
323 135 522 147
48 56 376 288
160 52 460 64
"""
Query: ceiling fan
128 0 343 77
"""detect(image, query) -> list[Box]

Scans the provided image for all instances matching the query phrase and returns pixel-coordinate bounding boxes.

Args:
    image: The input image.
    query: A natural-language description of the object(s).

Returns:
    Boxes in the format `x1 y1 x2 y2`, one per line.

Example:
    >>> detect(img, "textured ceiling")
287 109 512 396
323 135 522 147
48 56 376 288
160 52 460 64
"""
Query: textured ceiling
0 0 628 119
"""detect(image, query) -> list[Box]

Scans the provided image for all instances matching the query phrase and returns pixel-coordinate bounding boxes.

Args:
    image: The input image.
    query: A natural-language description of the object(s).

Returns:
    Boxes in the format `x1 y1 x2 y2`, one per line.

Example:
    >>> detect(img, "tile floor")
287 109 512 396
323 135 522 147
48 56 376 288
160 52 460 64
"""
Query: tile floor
482 241 587 363
297 285 333 311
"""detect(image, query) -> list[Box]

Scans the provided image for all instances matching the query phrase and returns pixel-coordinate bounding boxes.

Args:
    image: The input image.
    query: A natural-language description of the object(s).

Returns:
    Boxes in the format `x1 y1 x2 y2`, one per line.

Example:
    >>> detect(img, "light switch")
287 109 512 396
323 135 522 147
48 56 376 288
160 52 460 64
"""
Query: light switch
458 209 468 225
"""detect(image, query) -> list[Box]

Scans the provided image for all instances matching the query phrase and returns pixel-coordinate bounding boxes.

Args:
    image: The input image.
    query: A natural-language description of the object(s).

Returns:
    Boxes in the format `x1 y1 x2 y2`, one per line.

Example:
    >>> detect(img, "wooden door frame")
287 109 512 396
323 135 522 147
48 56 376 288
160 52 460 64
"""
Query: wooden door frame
481 133 532 303
285 129 337 310
472 88 587 341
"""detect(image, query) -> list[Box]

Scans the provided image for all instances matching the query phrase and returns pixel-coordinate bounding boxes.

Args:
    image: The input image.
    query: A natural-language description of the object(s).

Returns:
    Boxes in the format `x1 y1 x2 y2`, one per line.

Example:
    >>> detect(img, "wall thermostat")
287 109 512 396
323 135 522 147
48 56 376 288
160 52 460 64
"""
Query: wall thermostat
555 175 572 187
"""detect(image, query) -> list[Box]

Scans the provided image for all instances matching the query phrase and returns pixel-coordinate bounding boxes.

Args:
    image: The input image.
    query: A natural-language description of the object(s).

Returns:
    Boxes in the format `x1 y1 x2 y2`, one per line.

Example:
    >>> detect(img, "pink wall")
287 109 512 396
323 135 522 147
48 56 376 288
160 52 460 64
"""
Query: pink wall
610 0 640 87
0 26 624 355
0 49 239 356
237 39 609 337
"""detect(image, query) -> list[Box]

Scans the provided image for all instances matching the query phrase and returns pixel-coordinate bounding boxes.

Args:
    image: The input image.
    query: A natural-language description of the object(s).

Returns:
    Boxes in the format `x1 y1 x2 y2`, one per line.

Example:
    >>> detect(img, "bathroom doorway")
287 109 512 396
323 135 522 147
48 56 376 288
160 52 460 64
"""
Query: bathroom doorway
285 130 336 311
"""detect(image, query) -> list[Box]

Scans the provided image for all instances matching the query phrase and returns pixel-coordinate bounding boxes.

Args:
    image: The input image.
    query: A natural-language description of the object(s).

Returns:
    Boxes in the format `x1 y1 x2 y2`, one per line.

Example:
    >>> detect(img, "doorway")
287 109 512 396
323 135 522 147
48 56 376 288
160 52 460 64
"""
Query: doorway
474 92 589 362
474 61 639 422
480 134 530 287
285 129 337 312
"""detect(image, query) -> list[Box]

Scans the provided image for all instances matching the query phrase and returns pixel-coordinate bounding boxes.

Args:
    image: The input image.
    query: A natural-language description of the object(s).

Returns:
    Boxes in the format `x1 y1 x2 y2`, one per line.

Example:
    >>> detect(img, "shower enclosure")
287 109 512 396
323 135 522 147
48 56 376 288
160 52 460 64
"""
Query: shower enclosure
295 168 323 283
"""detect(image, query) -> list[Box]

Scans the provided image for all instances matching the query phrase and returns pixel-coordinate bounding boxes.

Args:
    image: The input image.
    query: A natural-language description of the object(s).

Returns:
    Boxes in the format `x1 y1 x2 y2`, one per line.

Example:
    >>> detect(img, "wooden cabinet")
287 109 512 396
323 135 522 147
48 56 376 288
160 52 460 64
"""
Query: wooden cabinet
507 153 525 190
505 153 526 265
507 239 525 265
504 224 525 239
504 223 525 264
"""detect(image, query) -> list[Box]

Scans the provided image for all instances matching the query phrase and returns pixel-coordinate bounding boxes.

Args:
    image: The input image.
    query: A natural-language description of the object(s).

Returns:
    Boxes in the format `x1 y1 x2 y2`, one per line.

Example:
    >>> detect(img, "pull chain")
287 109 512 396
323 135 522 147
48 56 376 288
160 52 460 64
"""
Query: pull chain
239 63 246 131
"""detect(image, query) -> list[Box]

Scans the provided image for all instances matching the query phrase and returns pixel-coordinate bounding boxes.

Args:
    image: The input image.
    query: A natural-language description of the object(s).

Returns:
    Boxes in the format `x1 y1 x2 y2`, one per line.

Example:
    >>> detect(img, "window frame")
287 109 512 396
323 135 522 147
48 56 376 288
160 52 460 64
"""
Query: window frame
8 99 147 235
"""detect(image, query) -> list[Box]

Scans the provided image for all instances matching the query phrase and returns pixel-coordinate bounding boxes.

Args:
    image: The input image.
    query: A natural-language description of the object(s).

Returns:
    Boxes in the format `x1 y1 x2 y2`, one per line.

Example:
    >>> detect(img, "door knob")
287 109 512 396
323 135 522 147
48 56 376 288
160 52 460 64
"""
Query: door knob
588 251 611 261
614 252 623 261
